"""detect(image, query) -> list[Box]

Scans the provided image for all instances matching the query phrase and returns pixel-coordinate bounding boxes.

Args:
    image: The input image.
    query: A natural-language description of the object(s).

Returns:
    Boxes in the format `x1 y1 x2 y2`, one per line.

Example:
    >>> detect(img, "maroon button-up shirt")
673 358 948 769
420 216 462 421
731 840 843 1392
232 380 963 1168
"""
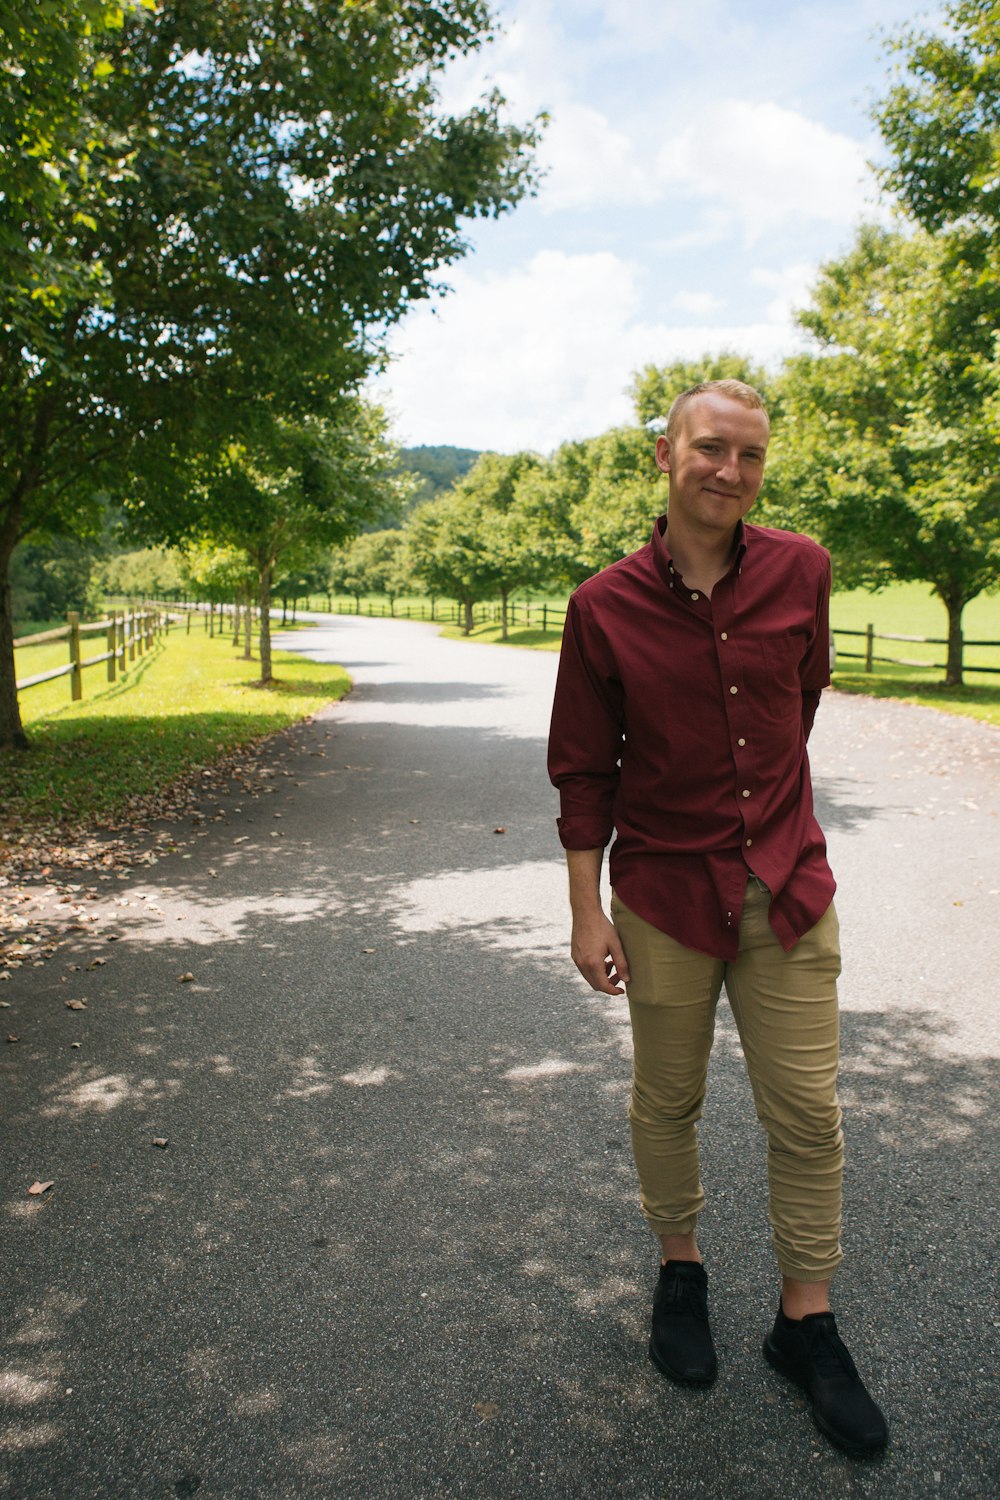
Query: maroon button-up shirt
547 515 835 960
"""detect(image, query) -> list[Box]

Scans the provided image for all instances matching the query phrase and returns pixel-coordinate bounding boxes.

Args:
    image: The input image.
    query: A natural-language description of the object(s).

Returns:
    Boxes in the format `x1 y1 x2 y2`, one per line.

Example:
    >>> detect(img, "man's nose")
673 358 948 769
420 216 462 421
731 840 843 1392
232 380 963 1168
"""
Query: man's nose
716 450 741 482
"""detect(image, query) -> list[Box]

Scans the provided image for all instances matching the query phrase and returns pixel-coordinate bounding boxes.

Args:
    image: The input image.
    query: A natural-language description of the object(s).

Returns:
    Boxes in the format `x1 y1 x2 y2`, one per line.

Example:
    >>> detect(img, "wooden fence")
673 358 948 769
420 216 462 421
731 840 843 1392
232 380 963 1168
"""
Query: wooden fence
831 624 1000 676
14 606 171 703
322 596 1000 678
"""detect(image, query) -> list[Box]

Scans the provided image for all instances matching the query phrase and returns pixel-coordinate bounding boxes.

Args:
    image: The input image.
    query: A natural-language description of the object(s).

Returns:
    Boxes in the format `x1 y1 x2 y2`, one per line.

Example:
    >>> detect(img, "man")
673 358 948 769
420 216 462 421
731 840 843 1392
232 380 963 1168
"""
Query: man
547 379 887 1458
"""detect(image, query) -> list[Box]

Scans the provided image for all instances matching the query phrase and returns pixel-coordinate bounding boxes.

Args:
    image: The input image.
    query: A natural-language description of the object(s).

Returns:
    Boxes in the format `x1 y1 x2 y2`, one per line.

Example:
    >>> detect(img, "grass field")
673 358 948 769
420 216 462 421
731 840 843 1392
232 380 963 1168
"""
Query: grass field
4 624 350 829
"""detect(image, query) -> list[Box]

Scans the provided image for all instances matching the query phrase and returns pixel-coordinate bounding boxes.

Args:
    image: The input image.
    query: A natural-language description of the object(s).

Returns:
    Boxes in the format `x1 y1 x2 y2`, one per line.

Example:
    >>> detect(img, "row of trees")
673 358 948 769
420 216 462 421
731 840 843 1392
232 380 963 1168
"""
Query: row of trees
1 1 540 747
331 1 1000 684
5 0 998 743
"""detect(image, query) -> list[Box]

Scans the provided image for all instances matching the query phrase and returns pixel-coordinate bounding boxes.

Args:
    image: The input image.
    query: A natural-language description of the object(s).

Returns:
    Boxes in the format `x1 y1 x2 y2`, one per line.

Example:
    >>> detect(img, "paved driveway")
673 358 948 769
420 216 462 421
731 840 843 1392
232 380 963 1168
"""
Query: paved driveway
3 615 998 1499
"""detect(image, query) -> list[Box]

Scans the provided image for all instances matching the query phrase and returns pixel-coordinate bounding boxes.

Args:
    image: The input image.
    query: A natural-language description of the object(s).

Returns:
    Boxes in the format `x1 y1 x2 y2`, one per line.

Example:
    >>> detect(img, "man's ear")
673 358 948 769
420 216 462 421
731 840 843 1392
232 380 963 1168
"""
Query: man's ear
654 436 671 474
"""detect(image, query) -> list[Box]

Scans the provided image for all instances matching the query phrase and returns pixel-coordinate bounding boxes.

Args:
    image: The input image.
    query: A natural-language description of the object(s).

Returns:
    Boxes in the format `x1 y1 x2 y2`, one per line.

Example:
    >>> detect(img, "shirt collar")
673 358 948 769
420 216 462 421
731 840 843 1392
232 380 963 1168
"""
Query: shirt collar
651 513 749 592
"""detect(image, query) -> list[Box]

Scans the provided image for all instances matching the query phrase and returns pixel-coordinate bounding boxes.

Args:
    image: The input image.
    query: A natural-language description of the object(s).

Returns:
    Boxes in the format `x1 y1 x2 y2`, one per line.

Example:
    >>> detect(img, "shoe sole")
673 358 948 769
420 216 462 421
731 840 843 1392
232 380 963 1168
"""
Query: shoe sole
649 1338 717 1386
763 1336 887 1460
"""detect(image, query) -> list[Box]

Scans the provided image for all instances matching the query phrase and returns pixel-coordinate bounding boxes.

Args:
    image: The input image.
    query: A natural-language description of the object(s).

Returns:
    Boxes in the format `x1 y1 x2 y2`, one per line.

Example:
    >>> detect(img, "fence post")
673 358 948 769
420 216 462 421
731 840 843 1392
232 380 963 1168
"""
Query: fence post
68 612 82 700
130 607 138 660
187 607 192 635
118 612 126 672
864 623 874 672
107 610 117 682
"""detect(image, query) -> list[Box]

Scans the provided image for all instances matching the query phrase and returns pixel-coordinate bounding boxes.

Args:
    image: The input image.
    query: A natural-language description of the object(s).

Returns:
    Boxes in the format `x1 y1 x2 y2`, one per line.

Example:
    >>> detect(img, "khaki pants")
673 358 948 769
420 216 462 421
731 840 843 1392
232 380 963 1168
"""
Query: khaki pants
612 882 844 1282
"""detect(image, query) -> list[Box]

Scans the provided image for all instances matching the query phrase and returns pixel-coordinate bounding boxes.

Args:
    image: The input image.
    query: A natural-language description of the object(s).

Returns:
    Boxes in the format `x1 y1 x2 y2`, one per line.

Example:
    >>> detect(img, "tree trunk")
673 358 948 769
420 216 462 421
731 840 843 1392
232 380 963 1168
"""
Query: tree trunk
243 585 253 660
258 565 274 684
0 565 29 751
463 598 474 635
940 588 966 687
500 587 509 640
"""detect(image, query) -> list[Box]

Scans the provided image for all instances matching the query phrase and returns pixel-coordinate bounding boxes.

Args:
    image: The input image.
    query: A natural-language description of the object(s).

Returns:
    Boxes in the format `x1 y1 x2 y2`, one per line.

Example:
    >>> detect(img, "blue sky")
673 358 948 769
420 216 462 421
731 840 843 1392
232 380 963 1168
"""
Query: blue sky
372 0 939 454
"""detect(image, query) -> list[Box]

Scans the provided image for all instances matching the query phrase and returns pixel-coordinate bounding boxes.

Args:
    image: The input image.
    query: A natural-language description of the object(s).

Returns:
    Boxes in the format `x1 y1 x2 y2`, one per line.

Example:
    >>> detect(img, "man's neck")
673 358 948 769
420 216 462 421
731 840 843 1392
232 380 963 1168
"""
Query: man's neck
663 519 740 597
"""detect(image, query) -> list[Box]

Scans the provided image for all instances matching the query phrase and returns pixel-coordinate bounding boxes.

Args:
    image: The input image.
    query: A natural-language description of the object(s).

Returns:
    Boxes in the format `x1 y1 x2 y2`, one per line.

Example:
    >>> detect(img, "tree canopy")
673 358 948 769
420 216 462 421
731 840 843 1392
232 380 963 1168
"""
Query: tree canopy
1 0 540 746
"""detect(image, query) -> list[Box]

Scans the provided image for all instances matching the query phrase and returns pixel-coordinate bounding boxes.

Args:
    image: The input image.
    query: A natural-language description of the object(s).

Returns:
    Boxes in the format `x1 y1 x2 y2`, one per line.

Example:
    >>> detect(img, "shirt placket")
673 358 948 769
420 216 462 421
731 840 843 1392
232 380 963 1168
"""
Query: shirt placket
713 577 759 935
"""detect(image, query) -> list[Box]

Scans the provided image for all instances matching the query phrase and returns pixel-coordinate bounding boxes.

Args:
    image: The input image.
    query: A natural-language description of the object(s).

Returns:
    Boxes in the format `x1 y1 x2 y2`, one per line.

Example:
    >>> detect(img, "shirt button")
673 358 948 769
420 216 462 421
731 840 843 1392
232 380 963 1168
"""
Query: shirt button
745 838 753 847
720 631 728 640
742 789 751 798
738 737 746 746
691 592 700 601
730 686 738 694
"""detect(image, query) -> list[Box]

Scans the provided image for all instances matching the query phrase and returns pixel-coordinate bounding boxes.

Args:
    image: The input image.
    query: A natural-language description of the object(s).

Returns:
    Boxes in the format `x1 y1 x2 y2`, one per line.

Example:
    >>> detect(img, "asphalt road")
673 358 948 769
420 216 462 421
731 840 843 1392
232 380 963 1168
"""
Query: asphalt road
3 614 999 1500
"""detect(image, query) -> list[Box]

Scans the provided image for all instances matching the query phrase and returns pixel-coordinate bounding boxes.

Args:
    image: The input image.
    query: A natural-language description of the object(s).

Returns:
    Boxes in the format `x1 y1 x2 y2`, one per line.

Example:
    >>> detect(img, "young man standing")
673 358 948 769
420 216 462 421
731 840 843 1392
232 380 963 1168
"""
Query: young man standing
547 379 887 1458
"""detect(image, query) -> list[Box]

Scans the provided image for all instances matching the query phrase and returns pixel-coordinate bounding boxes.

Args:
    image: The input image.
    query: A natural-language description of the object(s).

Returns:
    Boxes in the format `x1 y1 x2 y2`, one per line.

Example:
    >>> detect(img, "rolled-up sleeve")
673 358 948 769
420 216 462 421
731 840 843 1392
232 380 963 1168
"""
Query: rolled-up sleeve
547 594 624 850
800 549 832 741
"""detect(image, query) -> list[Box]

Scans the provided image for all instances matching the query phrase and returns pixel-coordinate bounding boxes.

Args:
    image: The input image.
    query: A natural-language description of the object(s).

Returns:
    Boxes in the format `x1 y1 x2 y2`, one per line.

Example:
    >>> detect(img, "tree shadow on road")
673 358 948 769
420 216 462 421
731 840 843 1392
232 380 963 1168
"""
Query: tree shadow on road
2 716 997 1499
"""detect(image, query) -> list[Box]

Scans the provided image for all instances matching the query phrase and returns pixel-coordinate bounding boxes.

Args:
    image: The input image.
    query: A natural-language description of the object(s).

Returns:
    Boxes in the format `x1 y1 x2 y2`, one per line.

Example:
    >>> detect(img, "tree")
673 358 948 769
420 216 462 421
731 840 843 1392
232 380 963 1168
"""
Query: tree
405 451 543 635
173 401 409 684
770 225 1000 684
630 354 777 428
1 1 540 747
565 426 661 576
0 0 153 745
338 530 411 616
874 0 1000 238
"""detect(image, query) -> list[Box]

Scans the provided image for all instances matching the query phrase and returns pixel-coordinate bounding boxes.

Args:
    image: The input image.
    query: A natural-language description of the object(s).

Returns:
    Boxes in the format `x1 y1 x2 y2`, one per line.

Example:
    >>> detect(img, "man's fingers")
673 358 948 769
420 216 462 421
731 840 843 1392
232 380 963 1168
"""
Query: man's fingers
607 934 630 985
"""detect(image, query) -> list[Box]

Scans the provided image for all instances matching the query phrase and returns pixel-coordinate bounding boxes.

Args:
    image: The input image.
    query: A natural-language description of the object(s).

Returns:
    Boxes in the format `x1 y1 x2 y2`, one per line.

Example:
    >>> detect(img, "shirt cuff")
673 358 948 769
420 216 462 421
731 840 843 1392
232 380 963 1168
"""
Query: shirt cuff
556 814 614 850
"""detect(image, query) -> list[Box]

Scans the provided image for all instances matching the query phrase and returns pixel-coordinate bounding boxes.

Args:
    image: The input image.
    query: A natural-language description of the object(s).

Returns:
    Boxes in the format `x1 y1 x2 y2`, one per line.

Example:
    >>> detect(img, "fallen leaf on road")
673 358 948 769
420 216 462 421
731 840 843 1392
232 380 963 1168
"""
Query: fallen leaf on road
65 1000 87 1010
70 1042 81 1049
28 1181 54 1196
474 1402 501 1420
6 1033 19 1043
362 948 376 954
152 1137 169 1148
86 958 107 970
493 827 506 835
178 972 194 983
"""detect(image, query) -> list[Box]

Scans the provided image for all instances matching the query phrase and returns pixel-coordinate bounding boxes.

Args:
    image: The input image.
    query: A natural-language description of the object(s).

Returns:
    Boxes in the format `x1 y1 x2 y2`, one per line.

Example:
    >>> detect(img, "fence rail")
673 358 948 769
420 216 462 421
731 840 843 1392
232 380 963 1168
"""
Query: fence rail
14 606 171 702
319 596 999 678
831 624 1000 676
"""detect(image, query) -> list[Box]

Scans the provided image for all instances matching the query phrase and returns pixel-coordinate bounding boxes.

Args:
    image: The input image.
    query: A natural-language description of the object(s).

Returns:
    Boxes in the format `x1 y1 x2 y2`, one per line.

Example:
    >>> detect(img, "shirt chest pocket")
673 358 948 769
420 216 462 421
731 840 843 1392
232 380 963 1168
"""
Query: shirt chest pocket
759 634 808 716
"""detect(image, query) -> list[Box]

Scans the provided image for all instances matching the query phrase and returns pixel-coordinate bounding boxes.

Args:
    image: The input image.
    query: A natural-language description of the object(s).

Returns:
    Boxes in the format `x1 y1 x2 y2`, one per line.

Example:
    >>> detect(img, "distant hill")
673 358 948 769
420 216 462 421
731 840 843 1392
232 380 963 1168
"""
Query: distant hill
398 445 481 505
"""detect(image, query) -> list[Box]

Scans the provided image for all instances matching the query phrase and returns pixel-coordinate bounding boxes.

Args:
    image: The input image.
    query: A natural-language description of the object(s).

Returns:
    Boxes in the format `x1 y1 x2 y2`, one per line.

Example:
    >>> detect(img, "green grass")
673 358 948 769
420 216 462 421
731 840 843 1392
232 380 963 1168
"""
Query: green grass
4 626 350 828
438 621 563 651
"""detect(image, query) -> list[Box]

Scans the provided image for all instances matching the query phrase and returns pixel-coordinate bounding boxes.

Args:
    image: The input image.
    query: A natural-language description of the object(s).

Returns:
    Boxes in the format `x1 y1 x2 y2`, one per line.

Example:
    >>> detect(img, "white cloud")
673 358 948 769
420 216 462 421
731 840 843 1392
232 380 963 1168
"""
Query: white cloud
537 102 656 211
656 99 874 242
750 263 821 325
375 250 809 453
669 289 727 317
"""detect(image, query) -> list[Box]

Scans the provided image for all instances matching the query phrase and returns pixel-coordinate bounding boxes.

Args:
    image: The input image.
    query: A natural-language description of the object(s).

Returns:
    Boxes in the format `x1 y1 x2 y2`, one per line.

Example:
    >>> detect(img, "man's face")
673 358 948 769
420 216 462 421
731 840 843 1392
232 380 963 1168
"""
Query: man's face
654 393 769 537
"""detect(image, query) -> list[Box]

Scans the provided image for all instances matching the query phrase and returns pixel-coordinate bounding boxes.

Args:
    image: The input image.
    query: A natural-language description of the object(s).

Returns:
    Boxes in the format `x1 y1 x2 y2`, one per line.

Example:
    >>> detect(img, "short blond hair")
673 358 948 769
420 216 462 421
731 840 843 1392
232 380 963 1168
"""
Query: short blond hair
665 379 769 443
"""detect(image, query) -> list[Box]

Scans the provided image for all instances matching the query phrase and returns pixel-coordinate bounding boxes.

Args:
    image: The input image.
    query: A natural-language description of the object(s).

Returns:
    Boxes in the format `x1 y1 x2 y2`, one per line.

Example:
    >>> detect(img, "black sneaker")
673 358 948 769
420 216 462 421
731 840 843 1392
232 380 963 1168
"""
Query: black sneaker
649 1260 717 1385
764 1305 888 1458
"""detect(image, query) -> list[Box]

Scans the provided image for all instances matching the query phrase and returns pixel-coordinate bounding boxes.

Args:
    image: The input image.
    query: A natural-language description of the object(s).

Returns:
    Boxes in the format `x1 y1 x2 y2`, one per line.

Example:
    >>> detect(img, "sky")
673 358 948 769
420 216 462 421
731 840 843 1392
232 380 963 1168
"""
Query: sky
370 0 943 456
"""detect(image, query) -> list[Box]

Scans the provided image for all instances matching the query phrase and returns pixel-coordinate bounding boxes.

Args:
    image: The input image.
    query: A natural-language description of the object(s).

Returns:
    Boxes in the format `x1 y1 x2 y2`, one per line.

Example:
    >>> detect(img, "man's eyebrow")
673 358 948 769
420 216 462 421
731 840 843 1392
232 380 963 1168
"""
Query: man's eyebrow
692 432 768 456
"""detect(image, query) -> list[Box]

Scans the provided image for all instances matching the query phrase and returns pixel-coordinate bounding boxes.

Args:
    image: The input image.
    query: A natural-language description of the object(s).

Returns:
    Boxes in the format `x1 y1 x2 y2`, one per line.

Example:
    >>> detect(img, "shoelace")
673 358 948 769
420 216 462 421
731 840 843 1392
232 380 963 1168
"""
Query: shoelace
801 1315 860 1381
659 1271 708 1320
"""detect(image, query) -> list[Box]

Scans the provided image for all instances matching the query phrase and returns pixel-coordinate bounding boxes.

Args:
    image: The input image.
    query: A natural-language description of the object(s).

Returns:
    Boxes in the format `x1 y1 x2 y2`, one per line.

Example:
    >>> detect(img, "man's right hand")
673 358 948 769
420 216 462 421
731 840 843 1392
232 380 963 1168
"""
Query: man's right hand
570 908 630 996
